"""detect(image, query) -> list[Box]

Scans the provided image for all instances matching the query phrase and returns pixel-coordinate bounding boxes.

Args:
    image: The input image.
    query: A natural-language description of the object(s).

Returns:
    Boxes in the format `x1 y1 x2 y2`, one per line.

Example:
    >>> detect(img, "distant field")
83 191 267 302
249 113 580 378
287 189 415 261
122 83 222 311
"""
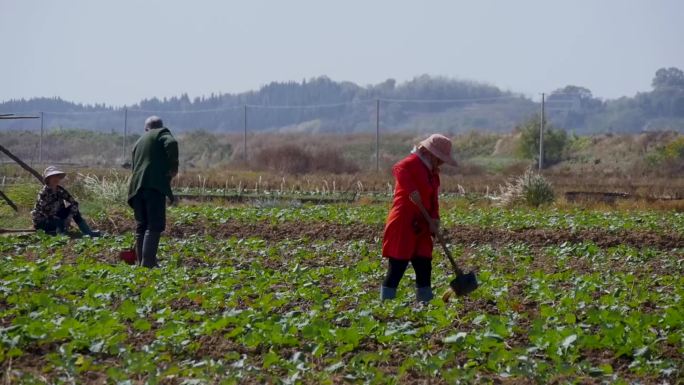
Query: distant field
1 130 683 204
0 129 682 175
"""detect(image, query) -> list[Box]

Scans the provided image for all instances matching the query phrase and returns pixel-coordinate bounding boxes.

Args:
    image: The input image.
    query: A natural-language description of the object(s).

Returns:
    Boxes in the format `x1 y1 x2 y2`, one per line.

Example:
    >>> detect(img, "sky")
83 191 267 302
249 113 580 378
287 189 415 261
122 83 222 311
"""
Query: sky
1 0 683 106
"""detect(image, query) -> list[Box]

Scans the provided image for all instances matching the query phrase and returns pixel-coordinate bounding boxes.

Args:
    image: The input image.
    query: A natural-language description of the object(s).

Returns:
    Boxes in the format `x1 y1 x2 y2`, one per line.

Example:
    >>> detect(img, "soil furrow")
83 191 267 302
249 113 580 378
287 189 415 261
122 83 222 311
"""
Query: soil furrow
94 218 683 250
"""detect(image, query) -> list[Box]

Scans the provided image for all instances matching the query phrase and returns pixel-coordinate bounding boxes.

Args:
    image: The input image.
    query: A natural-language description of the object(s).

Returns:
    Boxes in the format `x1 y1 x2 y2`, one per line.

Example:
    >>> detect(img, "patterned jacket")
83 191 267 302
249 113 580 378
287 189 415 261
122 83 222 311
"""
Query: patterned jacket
31 186 79 225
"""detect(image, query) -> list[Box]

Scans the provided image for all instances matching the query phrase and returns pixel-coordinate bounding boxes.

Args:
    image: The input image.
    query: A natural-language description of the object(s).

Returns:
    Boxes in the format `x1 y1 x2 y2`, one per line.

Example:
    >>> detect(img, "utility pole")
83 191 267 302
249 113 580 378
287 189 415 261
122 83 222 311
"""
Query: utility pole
375 99 380 172
39 112 44 164
243 105 248 163
539 93 545 171
123 108 128 163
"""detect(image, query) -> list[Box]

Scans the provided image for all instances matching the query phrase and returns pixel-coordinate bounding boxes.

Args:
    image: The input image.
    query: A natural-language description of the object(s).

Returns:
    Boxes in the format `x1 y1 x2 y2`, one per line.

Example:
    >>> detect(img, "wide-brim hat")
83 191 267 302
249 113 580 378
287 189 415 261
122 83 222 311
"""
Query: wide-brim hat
43 166 66 183
418 134 458 166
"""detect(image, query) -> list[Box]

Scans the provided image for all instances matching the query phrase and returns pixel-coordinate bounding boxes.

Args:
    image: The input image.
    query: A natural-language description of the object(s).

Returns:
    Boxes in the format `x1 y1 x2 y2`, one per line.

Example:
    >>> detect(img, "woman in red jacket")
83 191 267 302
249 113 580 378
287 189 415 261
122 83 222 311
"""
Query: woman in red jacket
381 134 457 302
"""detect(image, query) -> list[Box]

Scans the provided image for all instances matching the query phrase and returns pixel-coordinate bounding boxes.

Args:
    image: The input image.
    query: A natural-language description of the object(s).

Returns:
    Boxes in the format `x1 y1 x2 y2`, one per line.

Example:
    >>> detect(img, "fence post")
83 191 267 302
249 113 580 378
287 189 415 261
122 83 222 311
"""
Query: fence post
39 112 44 164
123 108 128 163
376 99 380 172
539 93 545 171
243 105 248 163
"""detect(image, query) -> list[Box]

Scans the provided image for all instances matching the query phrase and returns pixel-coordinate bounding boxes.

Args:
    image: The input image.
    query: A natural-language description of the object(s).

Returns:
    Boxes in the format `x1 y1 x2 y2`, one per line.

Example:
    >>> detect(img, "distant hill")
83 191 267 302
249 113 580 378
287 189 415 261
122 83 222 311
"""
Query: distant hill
2 68 684 134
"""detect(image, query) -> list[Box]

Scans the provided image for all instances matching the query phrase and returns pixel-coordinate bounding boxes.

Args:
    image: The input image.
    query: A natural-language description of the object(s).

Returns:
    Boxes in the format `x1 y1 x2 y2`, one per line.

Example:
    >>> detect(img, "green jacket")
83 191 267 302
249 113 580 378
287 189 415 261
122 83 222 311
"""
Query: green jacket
128 127 179 205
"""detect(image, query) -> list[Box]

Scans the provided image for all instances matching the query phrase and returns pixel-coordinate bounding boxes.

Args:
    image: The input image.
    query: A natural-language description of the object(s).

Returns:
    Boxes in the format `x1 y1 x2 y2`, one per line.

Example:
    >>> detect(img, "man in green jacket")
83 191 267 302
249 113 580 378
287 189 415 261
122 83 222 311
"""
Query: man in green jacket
128 116 179 268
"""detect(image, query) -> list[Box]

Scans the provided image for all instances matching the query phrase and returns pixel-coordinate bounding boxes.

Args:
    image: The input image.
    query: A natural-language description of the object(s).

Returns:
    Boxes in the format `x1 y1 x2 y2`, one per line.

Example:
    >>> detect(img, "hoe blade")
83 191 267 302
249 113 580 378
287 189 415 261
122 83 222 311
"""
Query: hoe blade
449 272 478 296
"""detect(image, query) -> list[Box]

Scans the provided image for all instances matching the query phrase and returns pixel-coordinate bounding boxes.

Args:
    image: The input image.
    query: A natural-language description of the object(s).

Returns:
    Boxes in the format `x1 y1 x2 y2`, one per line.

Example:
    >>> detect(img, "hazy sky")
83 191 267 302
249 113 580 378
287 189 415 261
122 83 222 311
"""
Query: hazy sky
1 0 683 106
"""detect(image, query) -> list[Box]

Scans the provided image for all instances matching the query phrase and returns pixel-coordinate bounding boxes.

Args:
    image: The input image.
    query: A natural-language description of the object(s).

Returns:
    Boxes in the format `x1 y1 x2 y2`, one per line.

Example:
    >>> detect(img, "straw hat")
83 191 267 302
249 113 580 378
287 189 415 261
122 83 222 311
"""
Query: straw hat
43 166 66 183
418 134 457 166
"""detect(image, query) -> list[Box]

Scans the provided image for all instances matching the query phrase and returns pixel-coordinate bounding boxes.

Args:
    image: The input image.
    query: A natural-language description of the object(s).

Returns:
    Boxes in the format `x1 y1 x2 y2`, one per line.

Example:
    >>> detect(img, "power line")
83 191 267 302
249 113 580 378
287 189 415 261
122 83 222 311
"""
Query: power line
12 95 535 116
246 100 372 109
127 106 245 114
379 95 525 103
15 110 118 116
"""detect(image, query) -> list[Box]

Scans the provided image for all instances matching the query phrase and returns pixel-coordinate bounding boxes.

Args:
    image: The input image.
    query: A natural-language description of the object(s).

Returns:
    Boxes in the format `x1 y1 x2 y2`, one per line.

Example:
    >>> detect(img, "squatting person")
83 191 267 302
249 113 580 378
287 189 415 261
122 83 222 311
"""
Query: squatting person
128 116 179 268
380 134 457 302
31 166 101 237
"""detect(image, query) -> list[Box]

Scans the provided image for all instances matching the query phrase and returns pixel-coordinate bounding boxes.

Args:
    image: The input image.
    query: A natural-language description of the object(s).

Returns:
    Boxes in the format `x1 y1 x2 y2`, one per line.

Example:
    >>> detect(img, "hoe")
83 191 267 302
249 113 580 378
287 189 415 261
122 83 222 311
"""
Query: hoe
435 230 478 301
417 210 478 301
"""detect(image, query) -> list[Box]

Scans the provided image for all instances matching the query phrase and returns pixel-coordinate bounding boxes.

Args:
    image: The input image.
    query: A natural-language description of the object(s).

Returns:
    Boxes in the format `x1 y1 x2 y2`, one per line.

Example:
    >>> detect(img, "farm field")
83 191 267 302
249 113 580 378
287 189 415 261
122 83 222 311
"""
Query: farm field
1 199 683 384
3 2 684 385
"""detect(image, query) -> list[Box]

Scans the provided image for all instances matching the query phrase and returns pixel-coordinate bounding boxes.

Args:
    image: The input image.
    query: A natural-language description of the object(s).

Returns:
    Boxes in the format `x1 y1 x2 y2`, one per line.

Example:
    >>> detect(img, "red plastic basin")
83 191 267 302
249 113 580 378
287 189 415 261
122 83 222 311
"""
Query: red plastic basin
119 249 136 265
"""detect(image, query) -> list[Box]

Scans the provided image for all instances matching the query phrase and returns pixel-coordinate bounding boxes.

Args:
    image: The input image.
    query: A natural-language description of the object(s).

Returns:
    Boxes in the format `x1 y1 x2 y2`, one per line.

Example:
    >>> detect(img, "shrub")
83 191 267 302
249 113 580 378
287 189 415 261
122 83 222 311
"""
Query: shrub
310 148 360 174
516 115 568 167
178 130 233 169
452 131 500 158
254 145 359 174
254 145 312 174
642 135 684 174
497 169 555 207
663 136 684 160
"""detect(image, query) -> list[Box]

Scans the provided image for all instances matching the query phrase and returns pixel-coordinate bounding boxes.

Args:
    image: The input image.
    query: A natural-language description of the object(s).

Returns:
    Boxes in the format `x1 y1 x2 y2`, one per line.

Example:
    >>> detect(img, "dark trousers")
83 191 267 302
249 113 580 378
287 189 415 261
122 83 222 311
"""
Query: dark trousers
383 256 432 289
130 189 166 235
35 205 82 235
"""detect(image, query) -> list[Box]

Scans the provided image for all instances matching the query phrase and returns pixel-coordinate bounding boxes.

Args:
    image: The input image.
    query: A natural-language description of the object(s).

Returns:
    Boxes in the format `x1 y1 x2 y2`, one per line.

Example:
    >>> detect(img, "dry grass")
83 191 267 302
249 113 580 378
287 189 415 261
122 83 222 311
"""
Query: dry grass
253 144 359 174
547 174 684 199
2 131 683 210
3 161 683 200
555 195 684 213
495 169 555 207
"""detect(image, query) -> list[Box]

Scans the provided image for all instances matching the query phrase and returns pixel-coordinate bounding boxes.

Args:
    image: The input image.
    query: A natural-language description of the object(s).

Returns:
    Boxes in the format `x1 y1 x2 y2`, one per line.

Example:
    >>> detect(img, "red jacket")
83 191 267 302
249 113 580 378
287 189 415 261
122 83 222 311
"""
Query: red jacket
382 153 440 260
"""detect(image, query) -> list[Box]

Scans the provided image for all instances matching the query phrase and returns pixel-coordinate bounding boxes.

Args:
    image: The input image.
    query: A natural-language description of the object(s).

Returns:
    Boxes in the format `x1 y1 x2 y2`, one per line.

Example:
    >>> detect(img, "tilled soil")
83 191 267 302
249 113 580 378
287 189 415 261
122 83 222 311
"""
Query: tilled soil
448 225 683 250
4 220 681 384
95 218 683 250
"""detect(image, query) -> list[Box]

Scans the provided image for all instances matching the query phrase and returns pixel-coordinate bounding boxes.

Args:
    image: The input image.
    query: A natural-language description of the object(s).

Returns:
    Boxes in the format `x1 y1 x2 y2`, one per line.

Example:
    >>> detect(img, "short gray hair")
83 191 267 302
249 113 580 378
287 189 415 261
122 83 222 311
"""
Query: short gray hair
144 116 164 130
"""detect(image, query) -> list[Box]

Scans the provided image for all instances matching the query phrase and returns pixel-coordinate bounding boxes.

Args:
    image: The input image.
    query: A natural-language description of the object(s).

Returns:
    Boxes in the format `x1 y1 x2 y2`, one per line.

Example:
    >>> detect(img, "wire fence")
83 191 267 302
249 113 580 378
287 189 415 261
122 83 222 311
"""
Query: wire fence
0 94 579 171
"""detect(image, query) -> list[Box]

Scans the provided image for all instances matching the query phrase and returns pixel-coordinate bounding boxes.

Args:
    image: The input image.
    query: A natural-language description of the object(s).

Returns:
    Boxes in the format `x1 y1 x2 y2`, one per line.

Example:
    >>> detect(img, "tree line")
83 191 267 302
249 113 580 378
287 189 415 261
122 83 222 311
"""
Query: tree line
1 69 683 134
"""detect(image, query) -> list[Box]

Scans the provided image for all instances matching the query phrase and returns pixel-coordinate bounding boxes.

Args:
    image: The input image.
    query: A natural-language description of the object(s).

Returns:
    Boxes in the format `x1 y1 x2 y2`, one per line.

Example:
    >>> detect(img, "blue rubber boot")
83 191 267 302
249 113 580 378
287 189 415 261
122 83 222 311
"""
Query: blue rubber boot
416 286 434 303
55 219 67 235
380 286 397 301
75 216 101 237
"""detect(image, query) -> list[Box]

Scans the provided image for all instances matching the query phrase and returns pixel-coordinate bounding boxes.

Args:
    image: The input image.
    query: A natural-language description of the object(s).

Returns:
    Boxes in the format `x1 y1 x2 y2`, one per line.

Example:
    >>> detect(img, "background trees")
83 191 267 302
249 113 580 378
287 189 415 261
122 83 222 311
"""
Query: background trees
652 67 684 90
2 68 684 134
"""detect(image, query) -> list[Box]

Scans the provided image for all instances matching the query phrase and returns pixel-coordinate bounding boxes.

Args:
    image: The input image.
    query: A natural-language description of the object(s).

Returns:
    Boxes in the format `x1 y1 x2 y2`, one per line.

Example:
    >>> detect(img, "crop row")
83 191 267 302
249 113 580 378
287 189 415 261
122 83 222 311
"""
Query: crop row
1 232 682 383
163 202 684 235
